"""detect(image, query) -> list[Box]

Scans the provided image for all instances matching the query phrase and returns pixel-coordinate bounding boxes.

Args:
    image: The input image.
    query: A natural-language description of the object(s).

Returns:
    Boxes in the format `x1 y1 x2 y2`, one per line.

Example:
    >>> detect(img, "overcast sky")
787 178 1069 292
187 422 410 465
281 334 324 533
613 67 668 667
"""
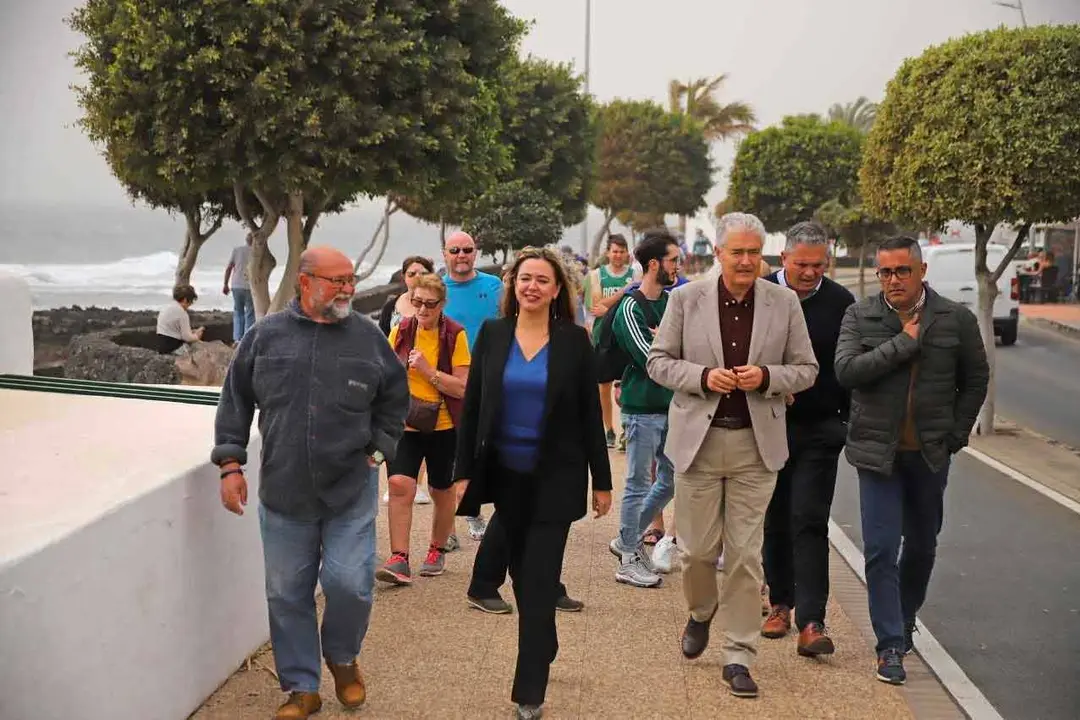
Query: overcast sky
2 0 1078 211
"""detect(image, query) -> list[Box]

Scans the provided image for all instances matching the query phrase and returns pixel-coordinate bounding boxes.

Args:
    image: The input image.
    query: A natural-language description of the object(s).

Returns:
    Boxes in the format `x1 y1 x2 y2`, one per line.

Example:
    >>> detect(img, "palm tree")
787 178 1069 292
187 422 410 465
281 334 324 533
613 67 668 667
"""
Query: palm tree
827 96 878 134
668 75 756 237
668 75 757 142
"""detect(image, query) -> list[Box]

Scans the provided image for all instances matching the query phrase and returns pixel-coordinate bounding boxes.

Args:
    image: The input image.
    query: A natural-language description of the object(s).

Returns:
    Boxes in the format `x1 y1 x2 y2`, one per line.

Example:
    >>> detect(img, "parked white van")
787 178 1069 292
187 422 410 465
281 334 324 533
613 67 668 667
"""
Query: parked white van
922 243 1022 346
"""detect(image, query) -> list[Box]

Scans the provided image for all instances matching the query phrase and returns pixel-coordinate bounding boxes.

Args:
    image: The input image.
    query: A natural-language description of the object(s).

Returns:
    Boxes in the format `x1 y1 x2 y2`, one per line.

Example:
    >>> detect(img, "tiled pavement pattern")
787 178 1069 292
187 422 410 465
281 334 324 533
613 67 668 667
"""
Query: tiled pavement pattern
194 445 962 719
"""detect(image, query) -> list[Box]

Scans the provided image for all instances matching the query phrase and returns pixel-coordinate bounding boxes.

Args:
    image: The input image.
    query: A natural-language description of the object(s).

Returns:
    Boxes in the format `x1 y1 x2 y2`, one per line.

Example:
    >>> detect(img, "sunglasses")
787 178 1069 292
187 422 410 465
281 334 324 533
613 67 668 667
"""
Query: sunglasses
447 247 475 255
410 297 442 309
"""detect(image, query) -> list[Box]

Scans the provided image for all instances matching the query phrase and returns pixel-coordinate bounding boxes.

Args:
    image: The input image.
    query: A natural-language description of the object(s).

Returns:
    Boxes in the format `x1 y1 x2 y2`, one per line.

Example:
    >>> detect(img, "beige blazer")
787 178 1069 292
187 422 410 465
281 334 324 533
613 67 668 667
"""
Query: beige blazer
646 277 819 474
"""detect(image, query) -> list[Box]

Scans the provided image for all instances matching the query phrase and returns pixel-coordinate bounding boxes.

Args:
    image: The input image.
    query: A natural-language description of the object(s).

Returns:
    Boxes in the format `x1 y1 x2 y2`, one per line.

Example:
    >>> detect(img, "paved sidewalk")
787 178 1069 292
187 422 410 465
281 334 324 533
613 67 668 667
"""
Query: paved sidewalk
1020 303 1080 337
969 415 1080 504
191 445 963 719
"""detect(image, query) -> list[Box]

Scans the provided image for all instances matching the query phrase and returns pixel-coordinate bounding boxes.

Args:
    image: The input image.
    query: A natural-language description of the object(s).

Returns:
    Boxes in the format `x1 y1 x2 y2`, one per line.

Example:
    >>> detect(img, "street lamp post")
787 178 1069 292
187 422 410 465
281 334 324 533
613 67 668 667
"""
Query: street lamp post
580 0 592 256
993 0 1028 27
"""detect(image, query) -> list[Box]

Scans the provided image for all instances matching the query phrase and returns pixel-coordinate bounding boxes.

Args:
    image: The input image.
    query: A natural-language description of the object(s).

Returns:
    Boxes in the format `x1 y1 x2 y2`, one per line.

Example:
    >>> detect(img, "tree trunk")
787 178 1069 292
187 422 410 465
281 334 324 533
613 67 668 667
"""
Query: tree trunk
176 208 206 287
355 198 397 276
974 221 1032 435
440 221 448 248
589 211 615 263
677 215 687 237
234 183 283 319
268 191 306 314
856 243 867 300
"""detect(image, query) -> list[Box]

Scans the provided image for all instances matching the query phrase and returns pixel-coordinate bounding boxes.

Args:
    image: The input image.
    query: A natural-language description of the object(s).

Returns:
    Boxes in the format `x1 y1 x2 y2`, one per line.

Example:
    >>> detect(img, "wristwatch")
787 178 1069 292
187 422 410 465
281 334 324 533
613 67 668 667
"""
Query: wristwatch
370 450 386 466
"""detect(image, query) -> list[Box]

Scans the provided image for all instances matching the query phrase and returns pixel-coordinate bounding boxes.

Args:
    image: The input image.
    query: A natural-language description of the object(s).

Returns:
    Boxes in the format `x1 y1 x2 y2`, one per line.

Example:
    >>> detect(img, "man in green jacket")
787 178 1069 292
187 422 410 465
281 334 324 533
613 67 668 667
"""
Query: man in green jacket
608 229 681 589
836 235 989 687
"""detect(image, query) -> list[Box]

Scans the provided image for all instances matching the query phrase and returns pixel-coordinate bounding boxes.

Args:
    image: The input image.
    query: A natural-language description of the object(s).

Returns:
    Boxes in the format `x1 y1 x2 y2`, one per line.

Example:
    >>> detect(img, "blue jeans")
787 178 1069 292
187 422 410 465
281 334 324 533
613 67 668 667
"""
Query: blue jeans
232 287 256 341
618 413 676 550
258 471 378 693
858 451 949 653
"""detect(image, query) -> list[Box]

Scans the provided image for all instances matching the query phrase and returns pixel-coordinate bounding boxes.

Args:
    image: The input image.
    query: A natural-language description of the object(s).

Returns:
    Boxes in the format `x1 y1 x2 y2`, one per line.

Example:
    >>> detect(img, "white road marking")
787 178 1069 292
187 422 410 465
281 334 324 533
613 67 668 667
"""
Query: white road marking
828 519 1005 720
962 446 1080 516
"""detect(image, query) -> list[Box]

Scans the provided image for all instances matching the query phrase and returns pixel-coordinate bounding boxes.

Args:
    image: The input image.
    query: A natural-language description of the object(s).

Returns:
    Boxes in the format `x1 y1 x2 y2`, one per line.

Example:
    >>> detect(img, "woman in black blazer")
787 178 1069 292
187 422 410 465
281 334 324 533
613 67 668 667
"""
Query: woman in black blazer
454 246 612 720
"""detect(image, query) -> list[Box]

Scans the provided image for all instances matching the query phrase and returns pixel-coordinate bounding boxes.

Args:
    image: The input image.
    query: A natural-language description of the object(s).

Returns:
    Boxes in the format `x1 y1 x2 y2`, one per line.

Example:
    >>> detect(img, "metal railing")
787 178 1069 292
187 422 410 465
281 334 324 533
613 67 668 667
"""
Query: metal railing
0 374 220 406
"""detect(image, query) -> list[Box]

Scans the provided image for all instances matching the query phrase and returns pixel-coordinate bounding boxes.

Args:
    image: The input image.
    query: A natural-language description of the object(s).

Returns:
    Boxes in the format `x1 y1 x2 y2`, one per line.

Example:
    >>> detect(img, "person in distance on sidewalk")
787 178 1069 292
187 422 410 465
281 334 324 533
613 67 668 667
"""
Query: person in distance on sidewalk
453 246 612 720
647 213 819 698
836 236 989 686
761 222 855 656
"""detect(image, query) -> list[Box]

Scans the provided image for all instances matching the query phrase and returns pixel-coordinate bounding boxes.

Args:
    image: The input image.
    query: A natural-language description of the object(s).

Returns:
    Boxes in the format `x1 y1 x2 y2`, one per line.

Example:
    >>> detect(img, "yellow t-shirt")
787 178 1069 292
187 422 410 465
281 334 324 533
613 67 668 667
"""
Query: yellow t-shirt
388 323 471 431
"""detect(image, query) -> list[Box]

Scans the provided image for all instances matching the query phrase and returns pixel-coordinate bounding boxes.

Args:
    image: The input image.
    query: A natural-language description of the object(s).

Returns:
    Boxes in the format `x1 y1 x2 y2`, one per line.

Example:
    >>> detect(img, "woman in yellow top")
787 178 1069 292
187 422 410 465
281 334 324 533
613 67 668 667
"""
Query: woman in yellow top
377 273 471 585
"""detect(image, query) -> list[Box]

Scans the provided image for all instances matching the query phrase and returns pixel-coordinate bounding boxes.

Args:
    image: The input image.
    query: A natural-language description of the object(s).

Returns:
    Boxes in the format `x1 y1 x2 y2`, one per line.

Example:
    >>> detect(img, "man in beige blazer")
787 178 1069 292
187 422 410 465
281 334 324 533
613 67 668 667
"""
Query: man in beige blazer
646 212 818 698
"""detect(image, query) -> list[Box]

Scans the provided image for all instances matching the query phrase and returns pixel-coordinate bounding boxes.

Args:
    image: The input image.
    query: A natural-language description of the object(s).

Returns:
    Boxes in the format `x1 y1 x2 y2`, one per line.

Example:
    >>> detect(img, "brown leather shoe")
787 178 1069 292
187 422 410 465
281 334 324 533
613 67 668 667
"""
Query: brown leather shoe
761 605 792 638
274 692 321 720
326 660 366 709
797 621 836 657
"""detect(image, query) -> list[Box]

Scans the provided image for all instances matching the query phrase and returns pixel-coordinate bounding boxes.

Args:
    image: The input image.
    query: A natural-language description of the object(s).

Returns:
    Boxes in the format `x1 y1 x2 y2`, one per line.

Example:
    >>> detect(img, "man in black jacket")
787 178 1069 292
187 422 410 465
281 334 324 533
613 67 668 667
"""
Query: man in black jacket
760 221 855 656
836 235 988 687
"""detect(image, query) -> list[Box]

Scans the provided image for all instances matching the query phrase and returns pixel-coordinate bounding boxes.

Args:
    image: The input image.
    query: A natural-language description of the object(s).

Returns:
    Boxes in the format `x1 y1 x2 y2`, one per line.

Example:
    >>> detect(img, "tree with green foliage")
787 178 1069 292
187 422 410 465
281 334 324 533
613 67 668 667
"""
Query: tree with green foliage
69 0 524 316
728 115 864 233
814 198 897 299
861 25 1080 433
464 181 564 263
827 97 879 134
588 100 712 260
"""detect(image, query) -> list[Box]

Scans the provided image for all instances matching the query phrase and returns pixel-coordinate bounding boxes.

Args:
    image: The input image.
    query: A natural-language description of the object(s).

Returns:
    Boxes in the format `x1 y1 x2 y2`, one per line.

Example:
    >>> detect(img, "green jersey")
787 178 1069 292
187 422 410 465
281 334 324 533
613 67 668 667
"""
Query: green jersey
587 264 636 329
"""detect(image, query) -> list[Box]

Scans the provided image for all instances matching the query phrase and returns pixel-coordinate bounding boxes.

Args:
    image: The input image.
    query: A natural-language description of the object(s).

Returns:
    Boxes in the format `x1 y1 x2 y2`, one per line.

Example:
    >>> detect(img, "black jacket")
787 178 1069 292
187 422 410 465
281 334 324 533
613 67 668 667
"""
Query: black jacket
835 286 989 474
454 317 613 524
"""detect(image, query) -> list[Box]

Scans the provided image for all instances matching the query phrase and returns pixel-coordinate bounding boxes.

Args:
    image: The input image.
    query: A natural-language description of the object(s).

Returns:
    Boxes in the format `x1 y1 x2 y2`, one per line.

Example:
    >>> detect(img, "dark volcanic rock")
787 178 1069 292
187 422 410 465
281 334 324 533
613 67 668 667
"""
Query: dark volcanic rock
65 327 181 384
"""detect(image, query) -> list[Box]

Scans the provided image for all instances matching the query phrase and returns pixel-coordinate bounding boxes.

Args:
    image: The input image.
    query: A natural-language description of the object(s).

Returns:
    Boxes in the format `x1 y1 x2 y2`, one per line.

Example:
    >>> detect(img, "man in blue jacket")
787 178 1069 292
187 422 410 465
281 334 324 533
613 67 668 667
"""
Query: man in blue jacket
212 246 408 720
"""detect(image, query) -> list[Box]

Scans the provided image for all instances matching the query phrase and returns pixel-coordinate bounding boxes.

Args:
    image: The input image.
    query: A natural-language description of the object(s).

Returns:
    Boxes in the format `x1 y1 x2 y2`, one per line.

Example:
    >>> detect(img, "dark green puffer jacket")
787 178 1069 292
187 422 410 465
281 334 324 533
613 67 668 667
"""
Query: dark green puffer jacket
834 287 989 475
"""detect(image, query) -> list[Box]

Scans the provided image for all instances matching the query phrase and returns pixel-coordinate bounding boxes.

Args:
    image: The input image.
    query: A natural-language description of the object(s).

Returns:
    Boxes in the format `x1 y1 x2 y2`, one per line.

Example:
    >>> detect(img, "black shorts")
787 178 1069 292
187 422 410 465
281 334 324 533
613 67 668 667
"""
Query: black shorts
388 429 457 490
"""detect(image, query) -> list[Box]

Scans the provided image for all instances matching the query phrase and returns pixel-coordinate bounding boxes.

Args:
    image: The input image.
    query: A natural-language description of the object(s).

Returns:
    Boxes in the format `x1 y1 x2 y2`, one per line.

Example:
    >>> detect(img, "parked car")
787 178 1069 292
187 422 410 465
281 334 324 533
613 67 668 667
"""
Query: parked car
923 243 1022 346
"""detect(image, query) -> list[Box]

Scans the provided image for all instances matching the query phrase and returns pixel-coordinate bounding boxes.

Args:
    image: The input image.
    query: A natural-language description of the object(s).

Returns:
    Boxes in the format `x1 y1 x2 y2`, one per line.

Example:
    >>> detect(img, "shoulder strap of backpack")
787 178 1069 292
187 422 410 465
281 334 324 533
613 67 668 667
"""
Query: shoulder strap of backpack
628 289 660 328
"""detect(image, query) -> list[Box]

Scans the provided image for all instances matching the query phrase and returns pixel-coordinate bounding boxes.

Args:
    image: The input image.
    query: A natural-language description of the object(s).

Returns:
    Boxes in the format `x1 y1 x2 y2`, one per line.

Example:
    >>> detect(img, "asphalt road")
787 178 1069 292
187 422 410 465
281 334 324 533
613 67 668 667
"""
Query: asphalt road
994 322 1080 448
831 452 1080 720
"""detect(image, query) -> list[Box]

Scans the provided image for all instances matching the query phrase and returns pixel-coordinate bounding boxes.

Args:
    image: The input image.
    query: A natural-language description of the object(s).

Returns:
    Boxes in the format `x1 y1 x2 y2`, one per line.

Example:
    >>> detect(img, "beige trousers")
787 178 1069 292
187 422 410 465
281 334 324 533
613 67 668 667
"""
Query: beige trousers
676 427 777 668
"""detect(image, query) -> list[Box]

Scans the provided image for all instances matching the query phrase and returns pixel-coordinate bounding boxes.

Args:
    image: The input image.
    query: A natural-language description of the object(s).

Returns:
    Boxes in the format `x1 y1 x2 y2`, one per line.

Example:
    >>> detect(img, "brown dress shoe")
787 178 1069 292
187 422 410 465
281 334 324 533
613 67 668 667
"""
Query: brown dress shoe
761 605 792 638
797 622 836 657
327 661 366 708
274 692 322 720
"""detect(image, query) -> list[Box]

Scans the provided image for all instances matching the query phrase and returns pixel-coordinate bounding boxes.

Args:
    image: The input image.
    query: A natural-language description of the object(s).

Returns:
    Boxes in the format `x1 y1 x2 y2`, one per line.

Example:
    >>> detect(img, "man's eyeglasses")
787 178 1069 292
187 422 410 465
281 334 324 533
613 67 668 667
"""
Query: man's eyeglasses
447 247 475 255
876 266 913 281
306 272 359 289
410 297 442 310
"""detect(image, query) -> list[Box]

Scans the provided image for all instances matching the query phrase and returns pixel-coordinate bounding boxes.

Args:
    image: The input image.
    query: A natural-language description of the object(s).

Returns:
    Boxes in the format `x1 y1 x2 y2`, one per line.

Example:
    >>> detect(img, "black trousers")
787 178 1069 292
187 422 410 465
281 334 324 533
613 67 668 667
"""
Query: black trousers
762 418 845 629
468 512 569 600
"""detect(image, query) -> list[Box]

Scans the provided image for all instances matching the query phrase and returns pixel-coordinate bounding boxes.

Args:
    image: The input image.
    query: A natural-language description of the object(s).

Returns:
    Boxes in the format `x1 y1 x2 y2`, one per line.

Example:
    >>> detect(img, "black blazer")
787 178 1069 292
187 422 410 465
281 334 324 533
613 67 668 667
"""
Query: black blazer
454 317 613 524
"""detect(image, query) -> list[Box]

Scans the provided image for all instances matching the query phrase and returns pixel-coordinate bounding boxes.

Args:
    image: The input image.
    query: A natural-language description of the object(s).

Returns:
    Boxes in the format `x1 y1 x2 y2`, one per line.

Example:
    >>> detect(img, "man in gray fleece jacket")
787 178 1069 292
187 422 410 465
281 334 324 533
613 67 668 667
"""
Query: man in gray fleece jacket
212 246 408 720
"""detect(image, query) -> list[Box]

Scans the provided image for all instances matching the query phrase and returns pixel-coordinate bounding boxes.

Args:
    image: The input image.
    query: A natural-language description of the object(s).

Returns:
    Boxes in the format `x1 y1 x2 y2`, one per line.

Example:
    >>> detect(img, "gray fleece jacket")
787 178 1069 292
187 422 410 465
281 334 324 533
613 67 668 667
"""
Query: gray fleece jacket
211 300 408 519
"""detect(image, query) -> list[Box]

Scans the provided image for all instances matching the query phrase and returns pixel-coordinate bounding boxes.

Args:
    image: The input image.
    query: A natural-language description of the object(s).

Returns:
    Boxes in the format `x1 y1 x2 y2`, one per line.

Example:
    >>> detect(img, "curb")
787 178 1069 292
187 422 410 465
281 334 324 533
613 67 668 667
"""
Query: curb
1020 315 1080 339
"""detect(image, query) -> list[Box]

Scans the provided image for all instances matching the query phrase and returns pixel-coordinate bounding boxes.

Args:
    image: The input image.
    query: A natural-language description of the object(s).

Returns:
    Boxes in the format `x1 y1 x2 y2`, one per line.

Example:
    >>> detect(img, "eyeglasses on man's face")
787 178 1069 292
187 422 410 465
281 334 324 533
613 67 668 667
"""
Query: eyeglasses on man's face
447 246 475 255
876 266 914 281
410 297 442 310
306 272 359 289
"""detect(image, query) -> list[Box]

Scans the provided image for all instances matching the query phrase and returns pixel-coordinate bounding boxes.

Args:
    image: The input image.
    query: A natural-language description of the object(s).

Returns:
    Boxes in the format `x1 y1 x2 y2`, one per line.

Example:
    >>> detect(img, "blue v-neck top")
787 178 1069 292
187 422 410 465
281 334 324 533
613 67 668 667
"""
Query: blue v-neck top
495 339 550 473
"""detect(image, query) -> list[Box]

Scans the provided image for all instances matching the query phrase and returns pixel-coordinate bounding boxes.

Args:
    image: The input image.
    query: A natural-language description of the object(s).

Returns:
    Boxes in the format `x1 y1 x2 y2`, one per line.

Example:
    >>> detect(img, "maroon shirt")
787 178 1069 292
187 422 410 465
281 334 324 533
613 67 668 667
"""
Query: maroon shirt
700 280 770 428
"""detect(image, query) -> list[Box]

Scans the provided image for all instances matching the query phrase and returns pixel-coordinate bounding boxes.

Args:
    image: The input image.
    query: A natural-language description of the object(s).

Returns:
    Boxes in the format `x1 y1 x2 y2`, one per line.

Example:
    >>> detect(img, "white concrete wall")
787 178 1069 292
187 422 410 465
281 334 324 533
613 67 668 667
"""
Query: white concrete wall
0 270 33 374
0 393 268 720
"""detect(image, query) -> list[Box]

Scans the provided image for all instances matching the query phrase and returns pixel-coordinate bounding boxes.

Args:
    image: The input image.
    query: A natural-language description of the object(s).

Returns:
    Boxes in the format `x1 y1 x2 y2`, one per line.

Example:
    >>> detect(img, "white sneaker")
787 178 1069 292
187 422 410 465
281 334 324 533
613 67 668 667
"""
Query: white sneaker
652 535 678 574
414 486 432 504
467 515 487 540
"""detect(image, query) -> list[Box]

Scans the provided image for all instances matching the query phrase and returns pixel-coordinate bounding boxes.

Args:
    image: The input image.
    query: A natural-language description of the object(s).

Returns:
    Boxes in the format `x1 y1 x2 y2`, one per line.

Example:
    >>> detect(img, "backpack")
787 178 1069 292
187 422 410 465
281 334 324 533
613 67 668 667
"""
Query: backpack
592 289 660 384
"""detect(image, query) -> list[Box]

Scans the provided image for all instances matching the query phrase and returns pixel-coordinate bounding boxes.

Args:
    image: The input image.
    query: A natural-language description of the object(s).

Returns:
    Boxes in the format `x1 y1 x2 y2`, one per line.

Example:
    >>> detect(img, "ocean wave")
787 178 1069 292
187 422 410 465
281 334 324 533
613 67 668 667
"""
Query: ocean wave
0 251 396 309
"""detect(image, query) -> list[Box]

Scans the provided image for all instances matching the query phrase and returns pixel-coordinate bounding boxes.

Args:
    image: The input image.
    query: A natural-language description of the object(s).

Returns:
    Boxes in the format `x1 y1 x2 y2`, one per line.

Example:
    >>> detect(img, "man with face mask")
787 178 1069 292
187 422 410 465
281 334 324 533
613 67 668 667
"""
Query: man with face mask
835 235 988 687
211 246 409 720
607 229 682 590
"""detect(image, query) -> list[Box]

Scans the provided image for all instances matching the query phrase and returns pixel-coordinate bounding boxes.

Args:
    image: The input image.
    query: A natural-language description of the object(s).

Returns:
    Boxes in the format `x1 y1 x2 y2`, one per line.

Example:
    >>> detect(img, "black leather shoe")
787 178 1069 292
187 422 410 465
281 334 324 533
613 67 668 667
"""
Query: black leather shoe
722 664 759 698
681 606 718 659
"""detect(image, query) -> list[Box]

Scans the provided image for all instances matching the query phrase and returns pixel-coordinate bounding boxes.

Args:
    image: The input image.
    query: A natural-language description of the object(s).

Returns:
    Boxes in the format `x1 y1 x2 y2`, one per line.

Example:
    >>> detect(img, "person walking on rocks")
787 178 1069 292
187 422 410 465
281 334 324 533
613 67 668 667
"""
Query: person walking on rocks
223 232 256 342
211 246 408 720
442 230 503 541
835 235 988 686
647 212 819 698
760 221 855 655
376 273 470 586
454 246 612 720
